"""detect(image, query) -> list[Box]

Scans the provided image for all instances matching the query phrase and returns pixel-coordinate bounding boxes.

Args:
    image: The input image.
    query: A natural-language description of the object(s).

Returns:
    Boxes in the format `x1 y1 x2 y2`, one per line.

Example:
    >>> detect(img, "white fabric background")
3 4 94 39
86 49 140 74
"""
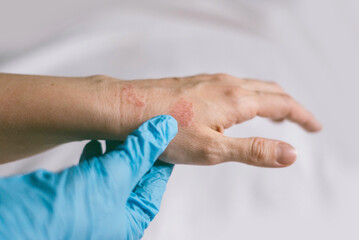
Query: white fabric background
0 1 358 239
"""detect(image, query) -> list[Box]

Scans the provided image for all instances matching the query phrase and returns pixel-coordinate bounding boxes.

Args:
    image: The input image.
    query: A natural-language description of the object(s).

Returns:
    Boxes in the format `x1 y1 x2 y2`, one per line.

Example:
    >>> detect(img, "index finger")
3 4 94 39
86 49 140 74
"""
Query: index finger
243 92 322 132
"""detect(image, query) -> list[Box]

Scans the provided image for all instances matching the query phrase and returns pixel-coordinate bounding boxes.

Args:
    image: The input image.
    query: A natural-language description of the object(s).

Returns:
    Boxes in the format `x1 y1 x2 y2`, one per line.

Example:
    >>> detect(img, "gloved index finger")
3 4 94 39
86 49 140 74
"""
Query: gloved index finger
101 115 177 194
127 161 174 234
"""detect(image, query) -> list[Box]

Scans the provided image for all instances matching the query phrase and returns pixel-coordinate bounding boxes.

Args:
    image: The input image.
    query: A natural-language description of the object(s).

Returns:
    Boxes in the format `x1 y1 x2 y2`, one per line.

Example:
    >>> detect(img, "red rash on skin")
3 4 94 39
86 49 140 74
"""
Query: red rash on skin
169 98 194 127
121 85 145 107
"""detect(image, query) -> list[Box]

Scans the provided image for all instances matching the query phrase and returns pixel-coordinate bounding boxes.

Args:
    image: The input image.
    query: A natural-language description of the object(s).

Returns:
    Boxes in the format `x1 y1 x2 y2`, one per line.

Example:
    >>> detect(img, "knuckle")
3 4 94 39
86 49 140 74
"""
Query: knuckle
238 100 258 121
213 73 231 81
248 137 268 164
245 107 258 120
241 78 252 82
267 81 279 86
224 86 243 98
269 81 284 91
172 77 181 82
195 73 209 77
199 73 211 77
279 94 292 113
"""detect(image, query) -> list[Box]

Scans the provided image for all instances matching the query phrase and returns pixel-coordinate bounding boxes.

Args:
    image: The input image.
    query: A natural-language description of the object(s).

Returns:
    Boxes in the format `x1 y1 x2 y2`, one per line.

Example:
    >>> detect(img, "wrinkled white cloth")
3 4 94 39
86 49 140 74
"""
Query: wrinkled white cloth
0 1 358 239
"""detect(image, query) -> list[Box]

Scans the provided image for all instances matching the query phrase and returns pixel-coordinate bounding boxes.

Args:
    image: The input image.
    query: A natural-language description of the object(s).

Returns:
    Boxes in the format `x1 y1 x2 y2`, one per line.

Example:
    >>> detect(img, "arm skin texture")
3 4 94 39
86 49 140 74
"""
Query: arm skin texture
0 73 117 163
0 73 322 167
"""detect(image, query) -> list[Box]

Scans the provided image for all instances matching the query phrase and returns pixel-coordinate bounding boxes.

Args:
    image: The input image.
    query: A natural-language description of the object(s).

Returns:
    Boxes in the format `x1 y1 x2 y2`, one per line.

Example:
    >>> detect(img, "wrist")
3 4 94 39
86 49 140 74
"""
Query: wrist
78 75 125 140
102 77 175 140
101 78 149 140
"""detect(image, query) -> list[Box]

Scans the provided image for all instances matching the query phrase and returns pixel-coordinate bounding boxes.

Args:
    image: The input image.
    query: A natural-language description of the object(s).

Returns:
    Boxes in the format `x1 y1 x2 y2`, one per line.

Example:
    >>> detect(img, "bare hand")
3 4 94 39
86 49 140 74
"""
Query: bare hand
111 73 322 168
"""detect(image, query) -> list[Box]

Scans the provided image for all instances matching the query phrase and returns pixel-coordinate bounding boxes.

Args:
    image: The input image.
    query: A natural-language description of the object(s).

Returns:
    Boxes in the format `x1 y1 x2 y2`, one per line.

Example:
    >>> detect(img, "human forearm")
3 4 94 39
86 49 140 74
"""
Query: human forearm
0 73 118 163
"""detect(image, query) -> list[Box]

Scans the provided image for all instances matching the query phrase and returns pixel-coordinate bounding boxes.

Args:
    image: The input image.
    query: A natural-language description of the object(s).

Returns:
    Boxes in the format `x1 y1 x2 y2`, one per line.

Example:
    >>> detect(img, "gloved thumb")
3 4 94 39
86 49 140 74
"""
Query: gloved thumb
99 115 177 195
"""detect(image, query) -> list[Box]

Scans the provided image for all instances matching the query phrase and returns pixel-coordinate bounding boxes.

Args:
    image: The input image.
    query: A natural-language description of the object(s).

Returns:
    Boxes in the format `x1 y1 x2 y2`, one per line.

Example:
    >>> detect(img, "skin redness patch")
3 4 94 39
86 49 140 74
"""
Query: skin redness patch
169 98 194 127
121 85 145 107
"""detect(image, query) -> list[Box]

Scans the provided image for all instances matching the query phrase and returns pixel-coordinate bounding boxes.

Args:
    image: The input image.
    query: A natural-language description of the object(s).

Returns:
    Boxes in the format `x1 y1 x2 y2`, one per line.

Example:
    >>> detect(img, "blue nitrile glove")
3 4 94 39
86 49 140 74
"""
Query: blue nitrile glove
0 115 177 240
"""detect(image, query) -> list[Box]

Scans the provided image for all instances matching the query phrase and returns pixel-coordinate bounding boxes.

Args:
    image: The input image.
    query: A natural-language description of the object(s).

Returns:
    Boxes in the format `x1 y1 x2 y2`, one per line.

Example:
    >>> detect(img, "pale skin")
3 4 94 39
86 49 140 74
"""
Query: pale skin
0 73 322 167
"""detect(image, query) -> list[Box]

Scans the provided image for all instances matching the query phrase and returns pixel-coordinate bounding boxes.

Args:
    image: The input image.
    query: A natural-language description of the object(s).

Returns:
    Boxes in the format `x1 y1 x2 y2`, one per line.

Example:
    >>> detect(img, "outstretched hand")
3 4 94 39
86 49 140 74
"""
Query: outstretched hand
111 73 322 167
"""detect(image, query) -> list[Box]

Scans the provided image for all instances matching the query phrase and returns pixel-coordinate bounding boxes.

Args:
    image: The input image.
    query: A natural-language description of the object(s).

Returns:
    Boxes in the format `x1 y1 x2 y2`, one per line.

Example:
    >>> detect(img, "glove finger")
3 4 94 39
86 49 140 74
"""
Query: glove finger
127 161 174 233
79 140 103 163
101 115 177 195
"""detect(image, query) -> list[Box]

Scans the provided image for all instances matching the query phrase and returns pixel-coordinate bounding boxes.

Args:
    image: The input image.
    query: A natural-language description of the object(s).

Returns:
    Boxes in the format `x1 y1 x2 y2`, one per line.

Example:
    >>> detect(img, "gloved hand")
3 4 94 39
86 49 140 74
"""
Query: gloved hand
0 115 177 240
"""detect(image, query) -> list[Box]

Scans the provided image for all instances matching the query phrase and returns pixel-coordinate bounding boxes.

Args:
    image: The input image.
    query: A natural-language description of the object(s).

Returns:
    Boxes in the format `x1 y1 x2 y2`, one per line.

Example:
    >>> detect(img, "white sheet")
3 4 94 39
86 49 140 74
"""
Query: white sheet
0 1 358 239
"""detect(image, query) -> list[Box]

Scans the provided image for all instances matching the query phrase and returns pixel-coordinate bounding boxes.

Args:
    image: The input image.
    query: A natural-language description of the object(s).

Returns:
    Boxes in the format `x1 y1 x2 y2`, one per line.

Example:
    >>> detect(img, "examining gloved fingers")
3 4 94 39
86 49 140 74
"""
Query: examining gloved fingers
127 161 174 230
97 115 177 195
0 115 178 240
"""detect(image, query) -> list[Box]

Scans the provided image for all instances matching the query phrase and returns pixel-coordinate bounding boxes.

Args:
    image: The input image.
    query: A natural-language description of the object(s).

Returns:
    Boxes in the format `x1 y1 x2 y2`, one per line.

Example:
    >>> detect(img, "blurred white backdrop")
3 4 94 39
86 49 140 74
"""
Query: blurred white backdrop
0 1 358 239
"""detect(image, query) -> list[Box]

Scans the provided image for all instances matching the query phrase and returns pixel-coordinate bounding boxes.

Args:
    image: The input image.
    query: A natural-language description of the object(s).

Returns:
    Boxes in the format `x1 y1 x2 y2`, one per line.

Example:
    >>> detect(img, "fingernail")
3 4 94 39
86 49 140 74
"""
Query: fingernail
276 143 297 165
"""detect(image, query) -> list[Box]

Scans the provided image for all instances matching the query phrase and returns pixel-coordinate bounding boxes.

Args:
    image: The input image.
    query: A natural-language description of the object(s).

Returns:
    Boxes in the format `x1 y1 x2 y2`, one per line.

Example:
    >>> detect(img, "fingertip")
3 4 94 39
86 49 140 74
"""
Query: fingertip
158 115 178 142
226 136 300 168
305 120 323 132
313 120 323 132
275 142 297 167
140 115 178 145
301 111 323 132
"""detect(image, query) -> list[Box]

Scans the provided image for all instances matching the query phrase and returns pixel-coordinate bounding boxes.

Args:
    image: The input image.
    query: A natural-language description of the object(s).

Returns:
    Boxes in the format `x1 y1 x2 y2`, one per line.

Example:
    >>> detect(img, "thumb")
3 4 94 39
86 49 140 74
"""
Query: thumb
222 135 297 167
99 115 177 194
